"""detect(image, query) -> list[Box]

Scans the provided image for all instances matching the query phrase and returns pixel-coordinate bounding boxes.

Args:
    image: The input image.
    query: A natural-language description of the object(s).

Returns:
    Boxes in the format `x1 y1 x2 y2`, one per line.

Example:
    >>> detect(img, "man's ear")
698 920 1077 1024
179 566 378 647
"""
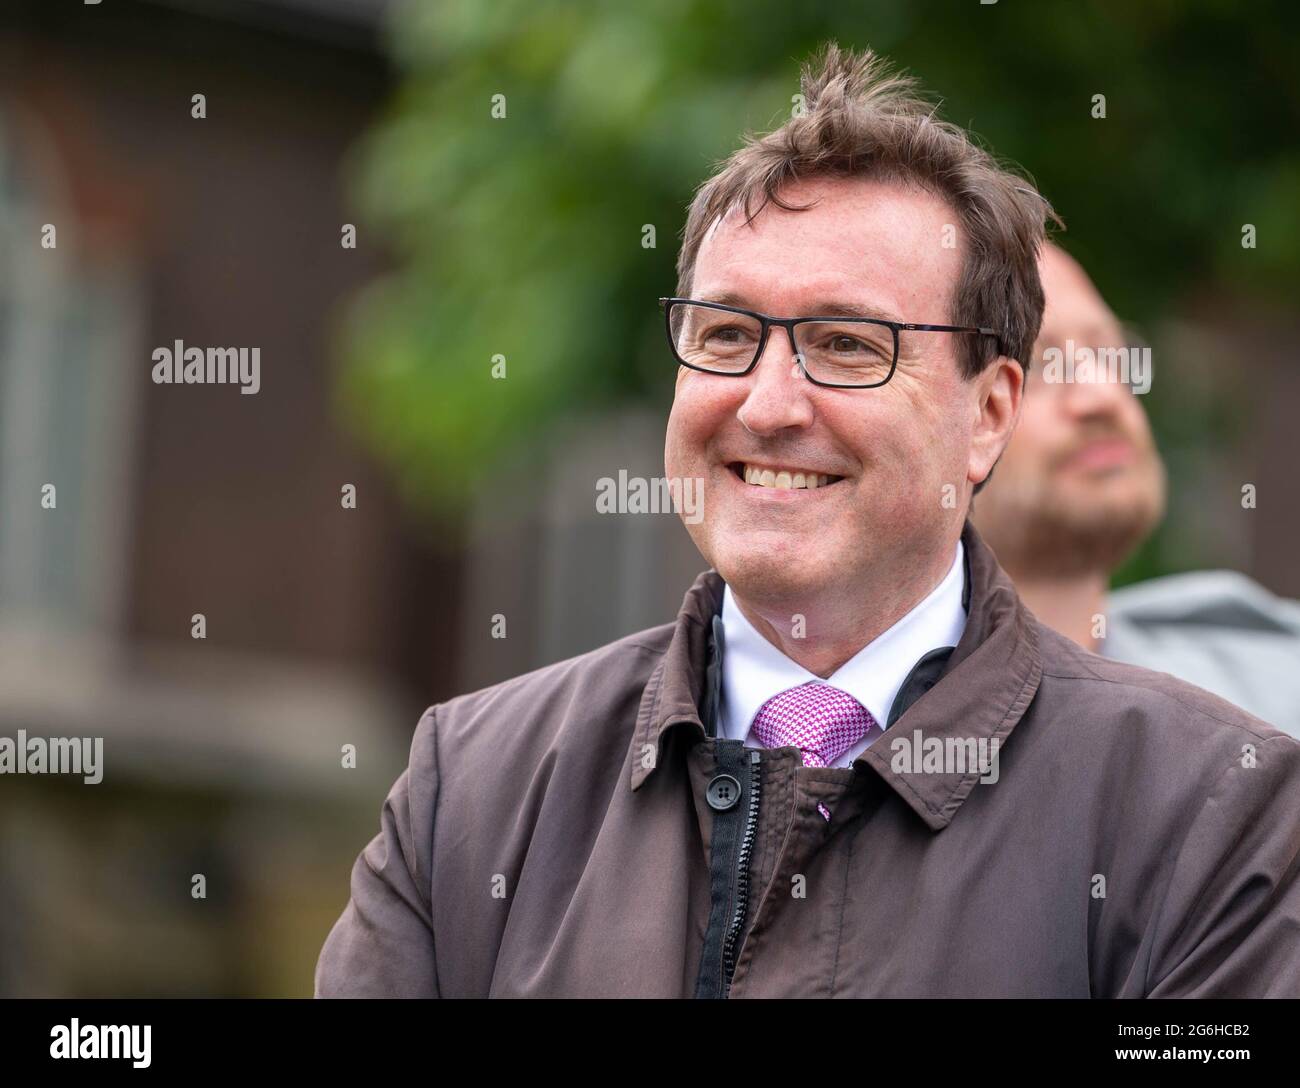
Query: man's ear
969 356 1023 488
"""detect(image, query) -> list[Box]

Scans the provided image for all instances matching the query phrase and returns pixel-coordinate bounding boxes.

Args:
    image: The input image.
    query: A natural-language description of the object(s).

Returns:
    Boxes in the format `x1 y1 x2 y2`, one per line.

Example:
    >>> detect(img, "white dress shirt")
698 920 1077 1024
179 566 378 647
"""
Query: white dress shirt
719 541 967 768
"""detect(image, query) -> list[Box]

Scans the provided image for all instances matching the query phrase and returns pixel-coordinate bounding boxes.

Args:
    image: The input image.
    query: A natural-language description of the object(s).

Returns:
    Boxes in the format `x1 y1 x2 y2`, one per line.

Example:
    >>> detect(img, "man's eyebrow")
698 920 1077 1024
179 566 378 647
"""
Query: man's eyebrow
807 300 901 322
1037 321 1129 350
697 290 901 322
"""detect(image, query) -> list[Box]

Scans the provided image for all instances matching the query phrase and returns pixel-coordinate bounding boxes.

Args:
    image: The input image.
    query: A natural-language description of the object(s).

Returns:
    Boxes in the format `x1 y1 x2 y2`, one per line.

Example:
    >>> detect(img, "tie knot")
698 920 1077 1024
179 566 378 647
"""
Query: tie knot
750 682 879 768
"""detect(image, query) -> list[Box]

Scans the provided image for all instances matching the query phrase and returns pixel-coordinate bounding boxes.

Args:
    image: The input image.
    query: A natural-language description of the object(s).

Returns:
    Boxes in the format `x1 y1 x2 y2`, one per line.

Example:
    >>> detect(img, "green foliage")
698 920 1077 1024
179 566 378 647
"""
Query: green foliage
336 0 1299 524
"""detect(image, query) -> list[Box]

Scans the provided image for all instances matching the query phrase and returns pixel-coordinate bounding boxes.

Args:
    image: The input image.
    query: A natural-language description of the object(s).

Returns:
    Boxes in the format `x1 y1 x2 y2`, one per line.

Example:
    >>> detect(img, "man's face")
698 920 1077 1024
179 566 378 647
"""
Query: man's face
972 246 1166 579
664 175 1014 609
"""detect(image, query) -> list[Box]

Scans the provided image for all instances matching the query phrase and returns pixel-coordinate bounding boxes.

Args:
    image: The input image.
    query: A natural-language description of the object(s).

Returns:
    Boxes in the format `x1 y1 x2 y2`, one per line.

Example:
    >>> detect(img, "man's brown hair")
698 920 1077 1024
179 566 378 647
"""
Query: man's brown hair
674 41 1060 378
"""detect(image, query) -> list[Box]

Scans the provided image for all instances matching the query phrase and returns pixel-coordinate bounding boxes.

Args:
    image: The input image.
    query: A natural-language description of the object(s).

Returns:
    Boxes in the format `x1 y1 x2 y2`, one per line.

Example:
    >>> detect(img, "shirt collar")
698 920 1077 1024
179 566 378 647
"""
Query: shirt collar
719 540 968 739
629 521 1044 833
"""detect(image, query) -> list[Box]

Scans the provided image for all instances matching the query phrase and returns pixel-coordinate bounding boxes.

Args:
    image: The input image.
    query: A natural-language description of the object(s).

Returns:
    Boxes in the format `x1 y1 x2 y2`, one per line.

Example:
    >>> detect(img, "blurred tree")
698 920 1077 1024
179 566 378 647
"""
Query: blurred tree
335 0 1299 581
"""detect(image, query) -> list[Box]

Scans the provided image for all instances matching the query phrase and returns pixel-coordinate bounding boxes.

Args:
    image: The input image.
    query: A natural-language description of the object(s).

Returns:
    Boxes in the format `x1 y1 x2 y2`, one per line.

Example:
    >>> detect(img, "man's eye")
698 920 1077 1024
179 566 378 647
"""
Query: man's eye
825 335 882 355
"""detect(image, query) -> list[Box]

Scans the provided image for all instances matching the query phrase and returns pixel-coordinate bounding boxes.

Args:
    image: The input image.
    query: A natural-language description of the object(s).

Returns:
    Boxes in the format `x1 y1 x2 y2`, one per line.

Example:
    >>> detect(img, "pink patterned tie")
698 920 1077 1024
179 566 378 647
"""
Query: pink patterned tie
750 682 878 768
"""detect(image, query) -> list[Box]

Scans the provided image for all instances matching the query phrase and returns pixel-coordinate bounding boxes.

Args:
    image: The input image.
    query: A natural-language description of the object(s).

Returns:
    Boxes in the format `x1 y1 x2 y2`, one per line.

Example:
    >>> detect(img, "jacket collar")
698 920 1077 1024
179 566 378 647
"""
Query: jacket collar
629 522 1042 830
629 568 722 791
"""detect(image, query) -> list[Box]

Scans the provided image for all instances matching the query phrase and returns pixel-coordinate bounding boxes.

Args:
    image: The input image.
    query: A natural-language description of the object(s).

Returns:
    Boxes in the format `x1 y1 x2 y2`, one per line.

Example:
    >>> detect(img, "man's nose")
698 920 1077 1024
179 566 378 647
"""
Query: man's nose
1061 367 1131 419
736 327 815 435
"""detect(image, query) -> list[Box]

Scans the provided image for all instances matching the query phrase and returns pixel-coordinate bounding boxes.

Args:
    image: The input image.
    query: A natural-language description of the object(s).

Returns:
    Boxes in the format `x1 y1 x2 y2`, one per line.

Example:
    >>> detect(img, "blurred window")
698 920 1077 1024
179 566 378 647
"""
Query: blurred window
0 109 141 634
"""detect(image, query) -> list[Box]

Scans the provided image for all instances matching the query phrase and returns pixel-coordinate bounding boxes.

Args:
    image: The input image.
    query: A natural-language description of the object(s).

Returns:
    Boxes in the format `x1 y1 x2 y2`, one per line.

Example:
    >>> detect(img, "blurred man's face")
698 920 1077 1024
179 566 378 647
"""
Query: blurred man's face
973 246 1166 579
664 175 1016 610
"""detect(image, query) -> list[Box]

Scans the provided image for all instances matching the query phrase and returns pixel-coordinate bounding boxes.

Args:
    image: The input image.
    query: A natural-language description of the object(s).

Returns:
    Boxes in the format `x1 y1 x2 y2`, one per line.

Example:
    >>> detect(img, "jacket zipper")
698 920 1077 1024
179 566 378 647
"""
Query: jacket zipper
721 749 761 995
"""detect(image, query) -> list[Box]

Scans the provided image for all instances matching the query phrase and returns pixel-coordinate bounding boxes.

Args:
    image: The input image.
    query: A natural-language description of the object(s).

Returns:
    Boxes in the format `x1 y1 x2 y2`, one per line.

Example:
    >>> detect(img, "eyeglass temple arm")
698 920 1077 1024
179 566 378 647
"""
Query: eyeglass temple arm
899 322 999 335
900 322 1005 355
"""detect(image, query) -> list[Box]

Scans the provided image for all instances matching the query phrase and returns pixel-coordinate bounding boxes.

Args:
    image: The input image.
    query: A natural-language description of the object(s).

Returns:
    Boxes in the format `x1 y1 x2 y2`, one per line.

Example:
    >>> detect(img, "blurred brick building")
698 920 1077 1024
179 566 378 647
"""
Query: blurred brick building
0 0 446 997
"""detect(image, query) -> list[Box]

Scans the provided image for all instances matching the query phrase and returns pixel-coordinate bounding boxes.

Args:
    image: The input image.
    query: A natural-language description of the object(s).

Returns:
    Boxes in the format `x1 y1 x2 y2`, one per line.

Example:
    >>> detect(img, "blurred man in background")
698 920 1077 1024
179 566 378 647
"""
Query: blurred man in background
973 243 1300 737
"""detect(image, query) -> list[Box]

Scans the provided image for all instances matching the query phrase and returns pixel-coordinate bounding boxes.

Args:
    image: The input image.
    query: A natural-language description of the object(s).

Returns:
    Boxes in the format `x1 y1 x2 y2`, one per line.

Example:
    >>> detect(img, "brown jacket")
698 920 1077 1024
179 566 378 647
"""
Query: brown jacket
315 523 1300 997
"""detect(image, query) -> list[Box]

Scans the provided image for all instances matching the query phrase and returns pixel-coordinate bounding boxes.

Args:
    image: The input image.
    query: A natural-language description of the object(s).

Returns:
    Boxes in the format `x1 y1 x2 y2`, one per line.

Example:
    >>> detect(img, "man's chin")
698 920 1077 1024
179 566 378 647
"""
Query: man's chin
714 549 833 606
1020 496 1160 579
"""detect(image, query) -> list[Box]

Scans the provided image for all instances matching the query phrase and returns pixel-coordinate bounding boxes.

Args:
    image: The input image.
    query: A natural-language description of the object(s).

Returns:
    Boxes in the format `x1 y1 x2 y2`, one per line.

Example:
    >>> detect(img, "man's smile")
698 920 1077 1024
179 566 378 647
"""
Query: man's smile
1055 435 1138 477
726 461 848 494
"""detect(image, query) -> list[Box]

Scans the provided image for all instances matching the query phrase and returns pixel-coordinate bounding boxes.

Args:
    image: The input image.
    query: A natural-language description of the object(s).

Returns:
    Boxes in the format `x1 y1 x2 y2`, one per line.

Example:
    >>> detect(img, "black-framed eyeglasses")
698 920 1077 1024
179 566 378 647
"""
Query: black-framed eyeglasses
658 297 1003 389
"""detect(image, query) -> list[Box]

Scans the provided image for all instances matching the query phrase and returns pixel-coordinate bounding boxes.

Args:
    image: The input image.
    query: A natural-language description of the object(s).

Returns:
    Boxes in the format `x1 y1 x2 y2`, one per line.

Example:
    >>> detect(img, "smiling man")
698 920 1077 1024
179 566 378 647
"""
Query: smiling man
662 172 1009 683
315 43 1300 998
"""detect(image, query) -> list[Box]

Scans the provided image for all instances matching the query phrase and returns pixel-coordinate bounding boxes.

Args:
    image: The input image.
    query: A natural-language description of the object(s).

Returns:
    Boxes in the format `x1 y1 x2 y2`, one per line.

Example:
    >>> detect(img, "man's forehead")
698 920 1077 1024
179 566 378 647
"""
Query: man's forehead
701 178 952 248
691 180 959 318
689 283 904 323
1038 268 1123 347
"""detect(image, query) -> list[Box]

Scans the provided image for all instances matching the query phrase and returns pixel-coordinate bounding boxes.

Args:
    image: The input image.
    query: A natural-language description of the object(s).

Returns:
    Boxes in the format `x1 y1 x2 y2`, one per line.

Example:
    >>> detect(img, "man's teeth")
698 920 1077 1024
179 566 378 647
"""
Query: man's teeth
741 464 838 489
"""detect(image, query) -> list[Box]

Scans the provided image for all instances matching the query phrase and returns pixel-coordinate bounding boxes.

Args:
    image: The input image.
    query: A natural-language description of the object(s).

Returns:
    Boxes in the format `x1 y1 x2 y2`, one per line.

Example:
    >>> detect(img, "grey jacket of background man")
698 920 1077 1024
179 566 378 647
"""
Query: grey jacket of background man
1105 569 1300 740
315 523 1300 998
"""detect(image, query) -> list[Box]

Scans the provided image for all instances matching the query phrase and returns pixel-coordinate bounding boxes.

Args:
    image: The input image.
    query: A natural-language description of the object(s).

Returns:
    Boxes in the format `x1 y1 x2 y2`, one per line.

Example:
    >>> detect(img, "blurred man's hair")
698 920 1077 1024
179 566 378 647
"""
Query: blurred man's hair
675 41 1061 380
